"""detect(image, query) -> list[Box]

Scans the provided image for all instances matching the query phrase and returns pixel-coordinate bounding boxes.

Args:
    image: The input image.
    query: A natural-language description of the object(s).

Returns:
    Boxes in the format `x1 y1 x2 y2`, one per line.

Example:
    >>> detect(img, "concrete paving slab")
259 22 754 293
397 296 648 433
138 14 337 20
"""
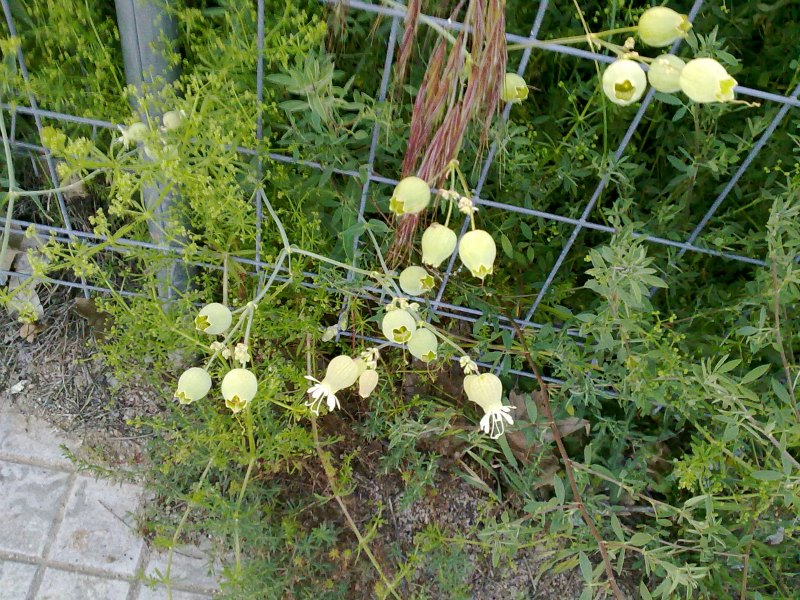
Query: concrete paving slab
49 475 144 576
0 460 71 556
0 400 82 469
0 560 38 598
145 546 221 593
35 568 130 600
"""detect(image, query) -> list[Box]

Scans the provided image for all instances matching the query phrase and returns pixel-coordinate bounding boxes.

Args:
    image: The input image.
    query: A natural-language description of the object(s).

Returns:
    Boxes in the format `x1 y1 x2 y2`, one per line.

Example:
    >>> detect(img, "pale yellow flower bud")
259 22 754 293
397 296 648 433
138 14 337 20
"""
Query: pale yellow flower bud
221 368 258 413
638 6 692 48
501 73 529 103
602 59 648 106
389 176 431 216
421 223 457 268
458 229 496 280
679 58 737 103
358 369 379 398
174 367 211 405
381 309 417 344
195 303 233 335
647 54 685 93
399 266 435 296
408 328 438 363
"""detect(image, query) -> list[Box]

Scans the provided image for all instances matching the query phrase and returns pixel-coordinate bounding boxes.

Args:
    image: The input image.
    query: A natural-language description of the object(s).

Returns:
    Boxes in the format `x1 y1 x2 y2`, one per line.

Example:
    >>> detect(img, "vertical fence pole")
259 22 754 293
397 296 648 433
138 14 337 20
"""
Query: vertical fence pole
114 0 187 298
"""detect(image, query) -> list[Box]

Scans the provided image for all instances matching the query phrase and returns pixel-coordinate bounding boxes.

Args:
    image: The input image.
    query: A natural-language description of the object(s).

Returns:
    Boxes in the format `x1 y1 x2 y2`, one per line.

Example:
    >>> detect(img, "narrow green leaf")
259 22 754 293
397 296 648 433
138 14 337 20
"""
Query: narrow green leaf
553 474 565 504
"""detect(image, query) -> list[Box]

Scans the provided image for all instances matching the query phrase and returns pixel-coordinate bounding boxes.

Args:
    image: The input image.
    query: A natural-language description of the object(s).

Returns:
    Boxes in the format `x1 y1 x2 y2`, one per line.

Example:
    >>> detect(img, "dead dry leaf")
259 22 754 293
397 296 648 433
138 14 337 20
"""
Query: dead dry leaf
19 321 45 342
75 297 113 338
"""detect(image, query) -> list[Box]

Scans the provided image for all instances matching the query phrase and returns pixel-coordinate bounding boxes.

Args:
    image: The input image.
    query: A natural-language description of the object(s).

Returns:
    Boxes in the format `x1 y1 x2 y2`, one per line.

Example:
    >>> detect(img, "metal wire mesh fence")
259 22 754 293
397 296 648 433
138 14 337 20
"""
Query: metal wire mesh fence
2 0 799 382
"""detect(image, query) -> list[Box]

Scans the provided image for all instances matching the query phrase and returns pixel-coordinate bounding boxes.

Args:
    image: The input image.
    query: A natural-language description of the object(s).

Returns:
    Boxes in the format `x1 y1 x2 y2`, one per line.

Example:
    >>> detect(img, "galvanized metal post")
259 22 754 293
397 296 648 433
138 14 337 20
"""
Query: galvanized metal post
114 0 187 298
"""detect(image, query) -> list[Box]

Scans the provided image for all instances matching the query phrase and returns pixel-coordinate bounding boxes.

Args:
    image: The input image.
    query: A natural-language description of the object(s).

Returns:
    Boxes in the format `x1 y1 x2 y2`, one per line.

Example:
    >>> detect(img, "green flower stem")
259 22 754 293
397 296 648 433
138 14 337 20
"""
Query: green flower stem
234 405 258 575
9 168 105 197
507 26 639 51
1 105 17 278
165 457 214 600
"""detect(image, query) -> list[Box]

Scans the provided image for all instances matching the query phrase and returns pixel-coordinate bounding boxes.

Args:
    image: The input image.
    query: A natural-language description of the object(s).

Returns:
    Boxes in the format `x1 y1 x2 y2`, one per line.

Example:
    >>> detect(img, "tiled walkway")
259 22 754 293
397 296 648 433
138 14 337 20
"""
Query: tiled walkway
0 398 220 599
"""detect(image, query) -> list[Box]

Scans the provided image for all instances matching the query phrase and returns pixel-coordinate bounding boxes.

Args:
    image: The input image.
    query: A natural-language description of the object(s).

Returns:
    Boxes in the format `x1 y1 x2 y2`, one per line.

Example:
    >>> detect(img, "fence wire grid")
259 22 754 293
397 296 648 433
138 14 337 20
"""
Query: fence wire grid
2 0 800 384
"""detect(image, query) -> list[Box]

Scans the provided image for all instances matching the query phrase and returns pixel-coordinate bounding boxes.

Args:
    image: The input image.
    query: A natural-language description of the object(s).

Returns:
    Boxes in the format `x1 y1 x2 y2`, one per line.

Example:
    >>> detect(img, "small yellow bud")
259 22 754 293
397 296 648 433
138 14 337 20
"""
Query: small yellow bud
501 73 529 103
647 54 685 93
638 6 692 48
381 309 417 344
408 328 438 363
421 223 457 268
221 368 258 413
679 58 737 103
458 229 496 280
399 266 435 296
602 59 648 106
195 303 233 335
389 176 430 216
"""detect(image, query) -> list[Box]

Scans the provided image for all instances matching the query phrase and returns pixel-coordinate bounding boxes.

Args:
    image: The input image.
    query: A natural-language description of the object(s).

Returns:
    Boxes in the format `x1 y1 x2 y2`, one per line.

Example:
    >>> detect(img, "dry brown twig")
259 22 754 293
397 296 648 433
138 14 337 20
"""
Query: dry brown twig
508 318 626 600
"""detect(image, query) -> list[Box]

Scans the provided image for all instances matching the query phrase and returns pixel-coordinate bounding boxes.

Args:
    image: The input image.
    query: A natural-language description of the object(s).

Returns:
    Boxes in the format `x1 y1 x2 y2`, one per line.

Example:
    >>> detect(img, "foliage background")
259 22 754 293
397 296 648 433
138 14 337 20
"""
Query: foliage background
2 0 799 598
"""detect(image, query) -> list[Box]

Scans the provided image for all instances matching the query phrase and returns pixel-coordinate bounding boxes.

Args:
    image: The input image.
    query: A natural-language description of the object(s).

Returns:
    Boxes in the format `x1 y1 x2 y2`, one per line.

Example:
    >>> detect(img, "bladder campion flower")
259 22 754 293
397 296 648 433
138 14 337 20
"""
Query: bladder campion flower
195 303 233 335
389 176 431 216
638 6 691 48
408 328 438 362
116 122 148 149
647 54 685 93
381 309 417 344
459 229 496 280
602 59 648 106
679 58 737 103
399 266 435 296
501 72 528 103
162 110 186 131
304 355 361 414
174 367 211 405
421 223 458 268
221 368 258 413
463 373 515 439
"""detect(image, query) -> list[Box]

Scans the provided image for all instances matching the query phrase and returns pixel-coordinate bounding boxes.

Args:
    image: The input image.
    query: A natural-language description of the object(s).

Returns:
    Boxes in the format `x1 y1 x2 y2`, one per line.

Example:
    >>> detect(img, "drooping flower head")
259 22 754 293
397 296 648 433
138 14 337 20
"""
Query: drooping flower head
459 230 496 280
381 308 417 344
174 367 212 405
221 368 258 413
115 121 148 149
408 328 438 363
195 303 233 335
304 355 361 415
679 58 737 103
463 373 516 439
399 266 435 296
647 54 685 93
602 59 648 106
638 6 692 48
501 73 529 104
421 223 458 268
389 176 431 216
